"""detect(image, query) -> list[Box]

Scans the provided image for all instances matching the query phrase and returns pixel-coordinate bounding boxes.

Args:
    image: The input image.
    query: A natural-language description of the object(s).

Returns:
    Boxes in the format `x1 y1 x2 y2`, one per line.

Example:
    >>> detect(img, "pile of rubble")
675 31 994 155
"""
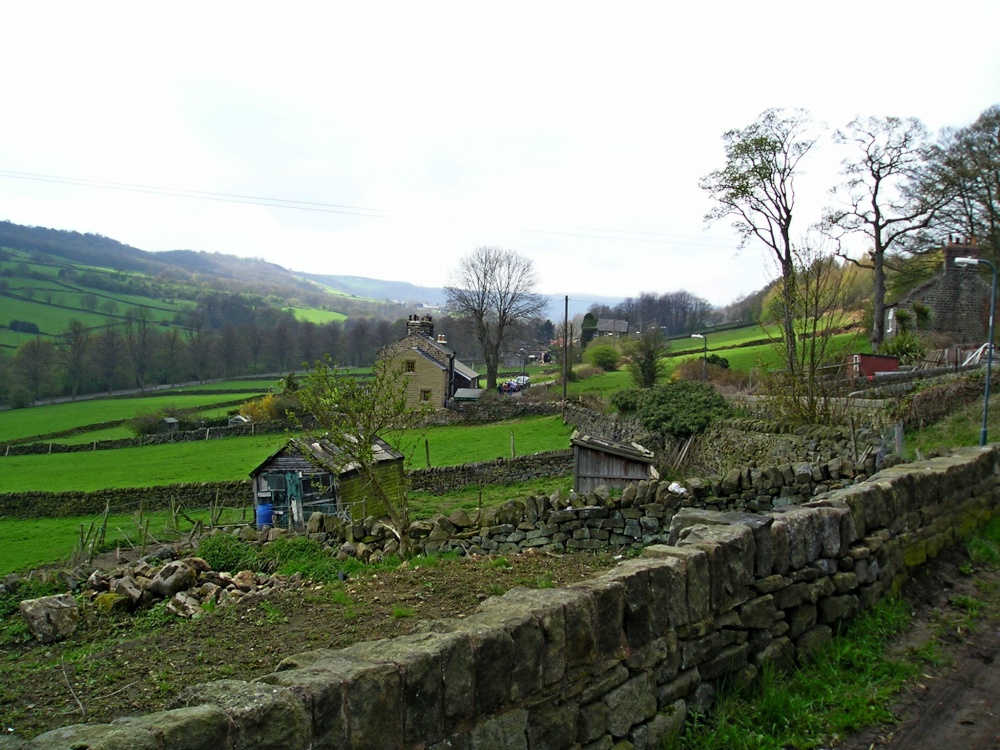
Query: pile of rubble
15 546 304 644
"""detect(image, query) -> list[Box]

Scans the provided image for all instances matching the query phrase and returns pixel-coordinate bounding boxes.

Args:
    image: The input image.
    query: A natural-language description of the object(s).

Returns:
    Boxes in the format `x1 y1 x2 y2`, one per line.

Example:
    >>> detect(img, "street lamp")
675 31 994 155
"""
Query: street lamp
955 256 997 446
691 333 707 382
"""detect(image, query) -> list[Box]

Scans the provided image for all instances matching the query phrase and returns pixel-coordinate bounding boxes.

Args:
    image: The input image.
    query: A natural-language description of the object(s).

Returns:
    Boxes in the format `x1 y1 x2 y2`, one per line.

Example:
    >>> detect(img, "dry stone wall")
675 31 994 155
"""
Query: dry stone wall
28 447 1000 750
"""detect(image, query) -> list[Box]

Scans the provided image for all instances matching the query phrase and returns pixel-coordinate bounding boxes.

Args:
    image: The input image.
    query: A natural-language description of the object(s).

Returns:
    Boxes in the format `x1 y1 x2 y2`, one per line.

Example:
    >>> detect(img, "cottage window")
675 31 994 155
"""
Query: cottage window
420 389 432 402
266 474 286 491
404 360 416 373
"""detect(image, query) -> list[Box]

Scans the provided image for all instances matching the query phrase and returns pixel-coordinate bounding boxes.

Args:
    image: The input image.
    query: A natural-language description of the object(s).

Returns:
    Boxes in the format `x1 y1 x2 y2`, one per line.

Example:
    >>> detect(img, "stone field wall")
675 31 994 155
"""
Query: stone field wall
27 446 1000 750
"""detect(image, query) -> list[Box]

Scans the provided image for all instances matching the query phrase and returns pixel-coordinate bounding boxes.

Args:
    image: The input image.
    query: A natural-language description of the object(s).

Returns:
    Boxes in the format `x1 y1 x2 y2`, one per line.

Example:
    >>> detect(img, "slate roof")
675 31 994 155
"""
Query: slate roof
249 436 403 478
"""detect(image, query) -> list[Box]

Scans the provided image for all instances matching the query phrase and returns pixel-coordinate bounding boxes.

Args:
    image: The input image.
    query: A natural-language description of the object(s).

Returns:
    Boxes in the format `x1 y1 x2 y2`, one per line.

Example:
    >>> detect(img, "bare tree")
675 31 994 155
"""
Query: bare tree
762 236 860 424
58 319 92 398
445 247 546 389
700 108 818 371
925 105 1000 261
823 116 945 350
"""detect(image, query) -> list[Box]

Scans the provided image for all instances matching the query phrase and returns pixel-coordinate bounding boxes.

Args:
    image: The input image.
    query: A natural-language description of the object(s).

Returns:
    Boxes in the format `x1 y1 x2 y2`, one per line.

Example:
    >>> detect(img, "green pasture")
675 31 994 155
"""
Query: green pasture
0 435 288 493
0 506 253 576
285 306 348 323
409 475 572 520
668 324 779 354
0 295 110 335
0 392 263 444
412 416 573 469
57 426 135 444
0 415 573 492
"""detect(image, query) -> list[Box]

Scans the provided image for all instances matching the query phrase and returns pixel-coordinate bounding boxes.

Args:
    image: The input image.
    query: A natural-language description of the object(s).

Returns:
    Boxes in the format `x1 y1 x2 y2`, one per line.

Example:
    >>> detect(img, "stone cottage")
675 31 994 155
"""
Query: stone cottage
380 315 480 408
884 241 993 345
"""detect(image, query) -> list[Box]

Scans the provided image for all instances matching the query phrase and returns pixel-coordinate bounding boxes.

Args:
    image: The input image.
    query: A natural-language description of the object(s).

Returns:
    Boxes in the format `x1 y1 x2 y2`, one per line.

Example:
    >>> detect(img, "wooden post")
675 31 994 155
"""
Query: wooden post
425 439 430 468
510 431 515 458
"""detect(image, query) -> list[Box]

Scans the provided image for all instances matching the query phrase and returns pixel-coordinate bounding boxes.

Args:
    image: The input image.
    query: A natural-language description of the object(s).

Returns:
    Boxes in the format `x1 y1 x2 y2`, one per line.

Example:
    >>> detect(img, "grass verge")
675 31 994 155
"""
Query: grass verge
668 598 918 750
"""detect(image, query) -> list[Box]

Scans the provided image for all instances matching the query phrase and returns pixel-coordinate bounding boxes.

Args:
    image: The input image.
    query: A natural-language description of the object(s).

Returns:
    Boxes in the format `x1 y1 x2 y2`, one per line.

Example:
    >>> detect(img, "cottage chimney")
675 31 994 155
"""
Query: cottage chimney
406 315 434 337
944 241 979 273
436 333 448 345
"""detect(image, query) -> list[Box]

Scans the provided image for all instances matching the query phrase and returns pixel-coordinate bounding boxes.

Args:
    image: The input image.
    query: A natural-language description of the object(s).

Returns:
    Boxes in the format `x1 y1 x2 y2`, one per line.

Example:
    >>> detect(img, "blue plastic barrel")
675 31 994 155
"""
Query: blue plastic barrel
256 503 274 529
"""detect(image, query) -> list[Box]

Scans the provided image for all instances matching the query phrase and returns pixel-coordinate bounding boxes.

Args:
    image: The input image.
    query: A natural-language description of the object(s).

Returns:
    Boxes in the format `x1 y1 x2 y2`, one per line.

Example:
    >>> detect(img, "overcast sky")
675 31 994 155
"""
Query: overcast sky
1 2 997 307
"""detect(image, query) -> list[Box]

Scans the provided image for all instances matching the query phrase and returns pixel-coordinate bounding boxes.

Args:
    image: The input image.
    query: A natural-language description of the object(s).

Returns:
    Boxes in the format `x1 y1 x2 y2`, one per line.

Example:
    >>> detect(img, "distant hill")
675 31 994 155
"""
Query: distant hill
0 220 623 324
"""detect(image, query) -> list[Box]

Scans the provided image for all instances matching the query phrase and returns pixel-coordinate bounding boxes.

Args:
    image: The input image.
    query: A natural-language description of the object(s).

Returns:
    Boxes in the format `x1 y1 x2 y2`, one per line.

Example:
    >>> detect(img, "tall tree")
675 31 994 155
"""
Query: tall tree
926 105 1000 261
122 307 157 389
13 337 57 402
93 323 125 393
700 108 818 370
823 116 945 350
445 247 546 389
58 319 92 398
623 327 670 388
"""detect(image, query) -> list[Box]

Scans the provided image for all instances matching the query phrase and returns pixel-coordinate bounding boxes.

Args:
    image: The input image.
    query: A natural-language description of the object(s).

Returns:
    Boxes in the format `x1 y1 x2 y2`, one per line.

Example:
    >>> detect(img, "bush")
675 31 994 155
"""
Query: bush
629 380 732 439
673 359 749 390
880 332 926 365
609 388 642 415
584 344 621 371
197 533 260 574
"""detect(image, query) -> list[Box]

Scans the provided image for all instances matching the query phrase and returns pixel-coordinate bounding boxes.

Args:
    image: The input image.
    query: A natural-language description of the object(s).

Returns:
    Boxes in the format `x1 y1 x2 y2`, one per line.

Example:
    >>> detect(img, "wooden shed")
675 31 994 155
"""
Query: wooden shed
249 436 404 529
571 432 658 493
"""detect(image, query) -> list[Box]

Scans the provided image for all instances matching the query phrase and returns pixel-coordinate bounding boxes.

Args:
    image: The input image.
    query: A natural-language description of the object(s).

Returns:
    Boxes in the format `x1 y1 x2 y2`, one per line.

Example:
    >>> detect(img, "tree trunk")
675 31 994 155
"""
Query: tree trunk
870 248 886 352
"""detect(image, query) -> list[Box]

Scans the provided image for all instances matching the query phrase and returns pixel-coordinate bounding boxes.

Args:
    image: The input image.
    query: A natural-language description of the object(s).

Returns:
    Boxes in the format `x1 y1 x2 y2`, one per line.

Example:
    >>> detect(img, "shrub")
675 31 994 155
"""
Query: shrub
628 380 732 439
609 388 642 415
584 344 621 371
880 331 926 365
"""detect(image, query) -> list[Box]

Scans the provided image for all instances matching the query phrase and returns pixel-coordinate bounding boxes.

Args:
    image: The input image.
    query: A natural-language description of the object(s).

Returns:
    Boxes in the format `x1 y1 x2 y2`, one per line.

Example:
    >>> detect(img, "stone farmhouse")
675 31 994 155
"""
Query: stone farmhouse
884 241 993 345
381 315 480 409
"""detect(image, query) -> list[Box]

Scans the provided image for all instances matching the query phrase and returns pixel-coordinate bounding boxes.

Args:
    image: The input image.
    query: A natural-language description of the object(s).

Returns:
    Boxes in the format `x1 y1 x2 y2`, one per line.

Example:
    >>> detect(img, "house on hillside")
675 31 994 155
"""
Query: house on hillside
884 241 993 346
597 319 629 338
380 315 481 408
249 436 404 528
571 432 658 493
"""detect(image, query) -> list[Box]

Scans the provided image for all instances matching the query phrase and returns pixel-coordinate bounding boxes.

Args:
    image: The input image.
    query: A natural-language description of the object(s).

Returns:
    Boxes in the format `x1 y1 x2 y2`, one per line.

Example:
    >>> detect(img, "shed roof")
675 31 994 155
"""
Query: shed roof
570 432 655 464
249 436 403 478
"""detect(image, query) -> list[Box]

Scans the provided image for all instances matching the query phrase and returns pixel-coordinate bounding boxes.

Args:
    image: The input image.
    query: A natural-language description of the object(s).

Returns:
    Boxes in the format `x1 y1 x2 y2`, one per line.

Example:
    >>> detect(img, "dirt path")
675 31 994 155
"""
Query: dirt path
836 548 1000 750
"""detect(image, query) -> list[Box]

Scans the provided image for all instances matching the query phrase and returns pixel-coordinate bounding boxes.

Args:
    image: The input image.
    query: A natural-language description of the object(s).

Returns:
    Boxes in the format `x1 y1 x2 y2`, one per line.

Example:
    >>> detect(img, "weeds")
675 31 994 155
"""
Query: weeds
668 598 918 750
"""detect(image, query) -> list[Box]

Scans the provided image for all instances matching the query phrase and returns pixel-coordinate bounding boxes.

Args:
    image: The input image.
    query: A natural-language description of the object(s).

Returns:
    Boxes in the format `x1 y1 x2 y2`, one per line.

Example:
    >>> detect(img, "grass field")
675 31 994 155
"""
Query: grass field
0 507 253 575
412 416 573 469
285 306 348 323
0 415 573 493
0 392 264 444
0 435 288 492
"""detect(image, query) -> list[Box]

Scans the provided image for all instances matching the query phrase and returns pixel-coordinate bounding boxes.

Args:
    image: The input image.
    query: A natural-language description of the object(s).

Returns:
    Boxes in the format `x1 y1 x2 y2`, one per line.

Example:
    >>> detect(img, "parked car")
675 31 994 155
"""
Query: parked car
513 375 530 388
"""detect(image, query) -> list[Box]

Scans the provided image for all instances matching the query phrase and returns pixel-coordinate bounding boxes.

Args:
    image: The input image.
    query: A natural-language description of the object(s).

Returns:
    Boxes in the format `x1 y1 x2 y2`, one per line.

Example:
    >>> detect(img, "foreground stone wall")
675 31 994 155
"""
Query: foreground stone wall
28 447 1000 750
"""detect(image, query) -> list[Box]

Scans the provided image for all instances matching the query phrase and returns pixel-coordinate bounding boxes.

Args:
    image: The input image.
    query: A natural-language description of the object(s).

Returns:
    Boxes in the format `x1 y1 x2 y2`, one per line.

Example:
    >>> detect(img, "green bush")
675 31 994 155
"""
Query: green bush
880 331 926 364
628 380 732 439
584 344 620 372
196 533 260 574
609 388 642 415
